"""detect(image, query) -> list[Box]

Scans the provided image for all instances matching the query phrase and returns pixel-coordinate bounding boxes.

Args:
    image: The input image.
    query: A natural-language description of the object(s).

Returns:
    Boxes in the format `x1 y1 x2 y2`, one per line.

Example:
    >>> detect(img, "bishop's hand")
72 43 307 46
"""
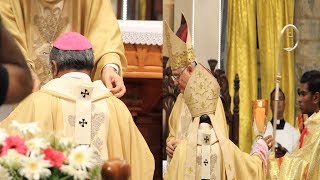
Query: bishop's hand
101 66 126 98
166 140 179 158
263 135 275 150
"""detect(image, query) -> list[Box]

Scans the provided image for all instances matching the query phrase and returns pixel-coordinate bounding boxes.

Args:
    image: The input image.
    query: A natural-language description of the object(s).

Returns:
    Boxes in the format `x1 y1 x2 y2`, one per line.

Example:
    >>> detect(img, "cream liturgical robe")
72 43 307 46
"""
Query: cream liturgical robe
166 94 229 145
166 93 192 145
0 0 127 85
165 64 267 180
1 76 154 180
268 111 320 180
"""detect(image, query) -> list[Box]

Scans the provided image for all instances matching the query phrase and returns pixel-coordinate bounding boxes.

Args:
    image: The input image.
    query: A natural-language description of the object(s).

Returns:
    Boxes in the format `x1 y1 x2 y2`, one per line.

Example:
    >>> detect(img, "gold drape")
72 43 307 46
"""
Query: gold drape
257 0 295 126
139 0 147 20
227 0 258 152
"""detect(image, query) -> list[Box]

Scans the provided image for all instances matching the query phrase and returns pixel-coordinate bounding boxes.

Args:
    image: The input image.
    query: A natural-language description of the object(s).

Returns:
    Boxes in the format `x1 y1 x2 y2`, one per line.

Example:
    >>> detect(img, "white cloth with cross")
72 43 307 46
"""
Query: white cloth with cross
41 72 110 160
196 123 222 180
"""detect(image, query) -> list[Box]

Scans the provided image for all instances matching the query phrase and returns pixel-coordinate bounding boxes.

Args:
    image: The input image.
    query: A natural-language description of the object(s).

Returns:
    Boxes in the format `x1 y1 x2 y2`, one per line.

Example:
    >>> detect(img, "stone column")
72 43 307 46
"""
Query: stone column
294 0 320 115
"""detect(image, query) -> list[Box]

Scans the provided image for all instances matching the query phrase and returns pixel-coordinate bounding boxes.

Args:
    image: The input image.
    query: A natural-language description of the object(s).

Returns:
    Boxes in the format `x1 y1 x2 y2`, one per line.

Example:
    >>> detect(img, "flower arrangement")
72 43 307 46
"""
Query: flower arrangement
0 121 101 180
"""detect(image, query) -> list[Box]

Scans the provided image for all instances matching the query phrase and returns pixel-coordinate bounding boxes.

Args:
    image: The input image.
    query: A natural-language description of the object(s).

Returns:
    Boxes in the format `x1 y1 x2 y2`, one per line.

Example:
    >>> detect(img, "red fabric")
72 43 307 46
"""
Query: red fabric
53 32 92 50
299 128 308 149
278 157 283 166
175 24 188 43
297 114 305 133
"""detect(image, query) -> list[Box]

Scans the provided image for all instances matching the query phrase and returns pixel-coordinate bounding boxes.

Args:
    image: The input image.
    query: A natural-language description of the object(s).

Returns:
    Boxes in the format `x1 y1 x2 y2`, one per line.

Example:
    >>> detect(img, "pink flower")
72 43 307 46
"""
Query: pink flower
1 135 28 156
43 147 65 168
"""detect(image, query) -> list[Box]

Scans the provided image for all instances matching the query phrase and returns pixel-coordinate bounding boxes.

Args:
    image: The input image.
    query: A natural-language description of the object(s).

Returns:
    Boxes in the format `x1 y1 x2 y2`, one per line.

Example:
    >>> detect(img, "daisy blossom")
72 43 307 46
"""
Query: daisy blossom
60 165 88 180
19 154 52 180
67 145 96 170
0 164 11 180
59 137 76 148
26 138 49 155
11 121 41 135
0 149 23 169
0 129 8 144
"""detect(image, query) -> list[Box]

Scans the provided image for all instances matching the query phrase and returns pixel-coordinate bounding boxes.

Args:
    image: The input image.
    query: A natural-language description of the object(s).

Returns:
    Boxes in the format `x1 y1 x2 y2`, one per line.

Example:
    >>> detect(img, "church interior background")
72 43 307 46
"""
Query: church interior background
0 0 319 179
111 0 163 179
163 0 320 160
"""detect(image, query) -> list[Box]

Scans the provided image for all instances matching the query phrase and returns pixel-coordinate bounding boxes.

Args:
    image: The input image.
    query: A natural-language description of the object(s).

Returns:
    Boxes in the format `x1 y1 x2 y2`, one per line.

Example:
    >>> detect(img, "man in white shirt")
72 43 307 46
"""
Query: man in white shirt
264 88 300 155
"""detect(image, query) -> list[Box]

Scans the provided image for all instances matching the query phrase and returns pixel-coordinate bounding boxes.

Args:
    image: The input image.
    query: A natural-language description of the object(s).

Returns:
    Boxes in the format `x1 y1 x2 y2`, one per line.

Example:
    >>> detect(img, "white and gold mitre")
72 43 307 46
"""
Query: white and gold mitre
164 15 196 70
183 64 220 117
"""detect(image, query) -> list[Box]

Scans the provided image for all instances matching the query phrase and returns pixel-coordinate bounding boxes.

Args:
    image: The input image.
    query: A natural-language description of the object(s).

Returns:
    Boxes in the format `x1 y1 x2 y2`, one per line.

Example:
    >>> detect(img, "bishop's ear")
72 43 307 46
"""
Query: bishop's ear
50 60 59 77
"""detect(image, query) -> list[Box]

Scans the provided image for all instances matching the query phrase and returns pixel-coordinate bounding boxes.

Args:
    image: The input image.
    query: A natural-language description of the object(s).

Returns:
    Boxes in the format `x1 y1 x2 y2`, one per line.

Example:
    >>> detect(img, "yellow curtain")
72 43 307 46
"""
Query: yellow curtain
257 0 295 126
139 0 147 20
227 0 258 152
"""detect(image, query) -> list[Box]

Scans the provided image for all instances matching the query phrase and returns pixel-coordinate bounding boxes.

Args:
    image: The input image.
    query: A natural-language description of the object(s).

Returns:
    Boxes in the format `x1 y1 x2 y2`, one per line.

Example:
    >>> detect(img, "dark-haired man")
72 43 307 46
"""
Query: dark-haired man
268 70 320 179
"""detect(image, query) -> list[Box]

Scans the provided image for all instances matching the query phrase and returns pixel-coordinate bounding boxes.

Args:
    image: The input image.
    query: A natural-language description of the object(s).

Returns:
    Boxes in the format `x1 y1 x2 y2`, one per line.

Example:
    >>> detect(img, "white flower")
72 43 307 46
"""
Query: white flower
19 154 52 180
25 138 49 155
67 145 96 170
0 164 11 180
58 137 76 148
0 129 8 144
10 121 41 135
60 165 88 180
0 149 23 169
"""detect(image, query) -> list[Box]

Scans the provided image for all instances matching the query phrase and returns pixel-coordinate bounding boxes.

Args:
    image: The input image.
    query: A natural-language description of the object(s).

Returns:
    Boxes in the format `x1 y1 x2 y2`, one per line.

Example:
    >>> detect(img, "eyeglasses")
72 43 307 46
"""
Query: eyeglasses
171 66 187 81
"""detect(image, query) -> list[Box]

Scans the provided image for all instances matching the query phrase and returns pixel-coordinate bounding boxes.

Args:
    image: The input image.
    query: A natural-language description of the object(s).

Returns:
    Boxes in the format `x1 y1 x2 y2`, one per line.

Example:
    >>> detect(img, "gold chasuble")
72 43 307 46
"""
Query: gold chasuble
268 111 320 180
1 78 154 180
165 17 229 158
165 65 266 180
166 94 229 147
0 0 127 85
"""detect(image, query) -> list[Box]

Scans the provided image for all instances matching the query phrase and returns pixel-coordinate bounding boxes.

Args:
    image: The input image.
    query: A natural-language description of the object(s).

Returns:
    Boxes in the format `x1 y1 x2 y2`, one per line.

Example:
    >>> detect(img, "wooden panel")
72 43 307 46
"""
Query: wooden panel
121 79 162 180
121 43 162 180
135 114 162 180
124 44 162 79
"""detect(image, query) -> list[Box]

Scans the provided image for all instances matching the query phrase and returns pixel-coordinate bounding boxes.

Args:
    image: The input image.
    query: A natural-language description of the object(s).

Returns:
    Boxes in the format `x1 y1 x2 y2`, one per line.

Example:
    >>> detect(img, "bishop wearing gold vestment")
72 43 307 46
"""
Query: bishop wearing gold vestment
164 15 272 180
1 32 154 180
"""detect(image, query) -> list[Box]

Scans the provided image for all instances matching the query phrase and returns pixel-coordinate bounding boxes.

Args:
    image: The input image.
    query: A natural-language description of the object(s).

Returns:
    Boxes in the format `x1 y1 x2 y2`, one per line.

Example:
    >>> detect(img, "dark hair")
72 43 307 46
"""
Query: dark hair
200 114 212 125
50 47 94 71
270 88 285 100
300 70 320 94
